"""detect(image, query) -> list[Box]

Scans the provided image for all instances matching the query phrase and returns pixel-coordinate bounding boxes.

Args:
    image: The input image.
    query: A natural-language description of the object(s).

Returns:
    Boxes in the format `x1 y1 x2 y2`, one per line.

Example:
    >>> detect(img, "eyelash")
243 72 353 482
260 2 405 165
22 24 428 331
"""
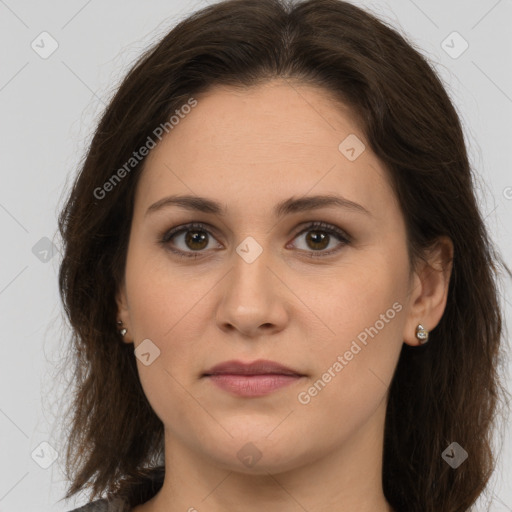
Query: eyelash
159 221 351 259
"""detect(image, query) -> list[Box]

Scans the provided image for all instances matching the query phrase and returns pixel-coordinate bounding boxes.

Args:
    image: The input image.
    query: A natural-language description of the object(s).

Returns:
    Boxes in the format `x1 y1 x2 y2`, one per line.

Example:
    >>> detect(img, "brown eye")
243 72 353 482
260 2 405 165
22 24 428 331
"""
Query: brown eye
184 229 209 250
290 222 350 257
304 230 330 251
160 222 222 258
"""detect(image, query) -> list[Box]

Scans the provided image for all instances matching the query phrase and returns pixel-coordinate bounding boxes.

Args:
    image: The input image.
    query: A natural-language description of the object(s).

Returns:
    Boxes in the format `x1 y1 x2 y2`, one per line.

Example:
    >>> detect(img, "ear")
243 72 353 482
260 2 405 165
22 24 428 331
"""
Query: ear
403 236 454 346
116 279 133 344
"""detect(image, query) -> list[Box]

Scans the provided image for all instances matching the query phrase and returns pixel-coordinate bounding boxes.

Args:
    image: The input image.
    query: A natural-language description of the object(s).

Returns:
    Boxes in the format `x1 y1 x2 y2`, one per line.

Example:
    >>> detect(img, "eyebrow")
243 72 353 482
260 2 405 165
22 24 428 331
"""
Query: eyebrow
145 194 371 218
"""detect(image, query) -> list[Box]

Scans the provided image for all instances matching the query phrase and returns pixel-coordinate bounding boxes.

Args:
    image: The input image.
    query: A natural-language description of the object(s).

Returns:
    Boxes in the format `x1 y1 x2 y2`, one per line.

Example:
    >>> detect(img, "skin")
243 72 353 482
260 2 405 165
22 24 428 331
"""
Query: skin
117 79 453 512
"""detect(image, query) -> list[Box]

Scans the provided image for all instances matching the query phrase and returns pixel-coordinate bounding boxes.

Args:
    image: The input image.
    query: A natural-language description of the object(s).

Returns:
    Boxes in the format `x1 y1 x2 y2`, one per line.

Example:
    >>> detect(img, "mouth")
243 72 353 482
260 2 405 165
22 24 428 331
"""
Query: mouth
202 359 305 397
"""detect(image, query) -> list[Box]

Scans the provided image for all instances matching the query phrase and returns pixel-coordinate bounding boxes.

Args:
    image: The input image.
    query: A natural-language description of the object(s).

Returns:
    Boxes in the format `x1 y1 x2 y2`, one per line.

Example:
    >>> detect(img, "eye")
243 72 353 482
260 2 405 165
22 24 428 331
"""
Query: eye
288 221 351 258
159 221 351 259
159 222 222 259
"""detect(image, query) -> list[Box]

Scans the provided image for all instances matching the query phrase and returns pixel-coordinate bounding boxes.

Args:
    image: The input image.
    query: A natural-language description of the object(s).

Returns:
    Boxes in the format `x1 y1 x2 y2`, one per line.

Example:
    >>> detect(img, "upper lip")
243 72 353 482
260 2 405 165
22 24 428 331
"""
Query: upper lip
203 359 303 376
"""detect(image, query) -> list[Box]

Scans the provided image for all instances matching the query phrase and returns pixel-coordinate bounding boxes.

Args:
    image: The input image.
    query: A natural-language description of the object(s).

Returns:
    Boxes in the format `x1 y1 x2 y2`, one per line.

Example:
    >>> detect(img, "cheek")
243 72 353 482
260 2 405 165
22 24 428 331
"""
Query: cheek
294 293 404 448
302 251 407 406
125 238 202 341
124 242 214 416
319 250 407 347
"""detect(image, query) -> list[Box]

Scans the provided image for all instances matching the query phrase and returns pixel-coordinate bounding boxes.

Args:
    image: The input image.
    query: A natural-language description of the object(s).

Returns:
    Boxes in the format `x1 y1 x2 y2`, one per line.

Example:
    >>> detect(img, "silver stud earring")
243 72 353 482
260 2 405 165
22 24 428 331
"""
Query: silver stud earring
117 320 127 337
415 323 429 344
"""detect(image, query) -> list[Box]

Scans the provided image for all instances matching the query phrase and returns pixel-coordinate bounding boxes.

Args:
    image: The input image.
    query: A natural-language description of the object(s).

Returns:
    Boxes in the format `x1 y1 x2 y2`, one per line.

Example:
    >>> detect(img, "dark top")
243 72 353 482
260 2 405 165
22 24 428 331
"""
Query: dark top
67 467 165 512
67 496 130 511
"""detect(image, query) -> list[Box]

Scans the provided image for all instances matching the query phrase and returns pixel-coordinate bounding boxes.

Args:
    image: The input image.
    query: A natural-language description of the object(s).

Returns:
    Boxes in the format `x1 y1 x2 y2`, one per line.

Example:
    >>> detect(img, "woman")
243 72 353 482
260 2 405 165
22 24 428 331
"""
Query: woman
58 0 510 510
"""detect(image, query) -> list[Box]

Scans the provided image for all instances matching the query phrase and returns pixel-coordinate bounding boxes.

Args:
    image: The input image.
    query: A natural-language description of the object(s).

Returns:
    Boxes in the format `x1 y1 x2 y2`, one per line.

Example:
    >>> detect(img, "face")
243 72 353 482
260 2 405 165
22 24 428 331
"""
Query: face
117 79 438 474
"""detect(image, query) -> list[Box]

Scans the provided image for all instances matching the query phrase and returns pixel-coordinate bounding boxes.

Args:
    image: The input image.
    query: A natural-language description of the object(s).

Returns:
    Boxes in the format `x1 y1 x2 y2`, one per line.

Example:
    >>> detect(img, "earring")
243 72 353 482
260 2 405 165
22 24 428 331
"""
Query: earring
117 320 127 337
415 323 429 344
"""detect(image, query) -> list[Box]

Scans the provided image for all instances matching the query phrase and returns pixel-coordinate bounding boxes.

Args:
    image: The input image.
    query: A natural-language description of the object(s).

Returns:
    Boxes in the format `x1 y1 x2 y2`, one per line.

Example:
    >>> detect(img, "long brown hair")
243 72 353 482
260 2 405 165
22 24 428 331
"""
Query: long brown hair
57 0 511 510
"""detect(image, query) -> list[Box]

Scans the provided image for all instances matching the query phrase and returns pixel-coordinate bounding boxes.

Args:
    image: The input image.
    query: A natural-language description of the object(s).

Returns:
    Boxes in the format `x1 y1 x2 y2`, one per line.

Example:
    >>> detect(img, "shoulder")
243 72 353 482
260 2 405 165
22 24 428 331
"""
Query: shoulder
67 497 130 512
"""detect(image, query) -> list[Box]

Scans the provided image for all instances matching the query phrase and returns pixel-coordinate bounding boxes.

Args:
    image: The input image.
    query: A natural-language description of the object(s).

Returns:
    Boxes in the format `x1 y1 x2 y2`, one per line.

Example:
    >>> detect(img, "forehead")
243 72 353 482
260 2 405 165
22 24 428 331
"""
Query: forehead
136 80 397 220
159 80 361 158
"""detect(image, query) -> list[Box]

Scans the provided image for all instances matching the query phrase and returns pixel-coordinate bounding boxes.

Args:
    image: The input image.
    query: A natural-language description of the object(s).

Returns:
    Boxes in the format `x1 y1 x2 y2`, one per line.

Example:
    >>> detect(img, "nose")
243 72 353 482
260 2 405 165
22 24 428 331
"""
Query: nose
215 246 289 338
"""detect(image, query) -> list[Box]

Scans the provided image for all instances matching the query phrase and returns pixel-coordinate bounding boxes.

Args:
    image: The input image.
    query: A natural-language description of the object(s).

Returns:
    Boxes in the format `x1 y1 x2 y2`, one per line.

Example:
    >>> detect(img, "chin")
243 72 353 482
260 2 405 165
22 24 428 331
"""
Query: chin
198 431 312 475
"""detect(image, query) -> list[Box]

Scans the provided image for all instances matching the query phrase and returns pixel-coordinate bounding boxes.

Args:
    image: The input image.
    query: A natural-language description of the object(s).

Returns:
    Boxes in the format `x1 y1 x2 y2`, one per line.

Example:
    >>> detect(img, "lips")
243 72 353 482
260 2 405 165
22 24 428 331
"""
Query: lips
203 359 303 377
202 359 305 397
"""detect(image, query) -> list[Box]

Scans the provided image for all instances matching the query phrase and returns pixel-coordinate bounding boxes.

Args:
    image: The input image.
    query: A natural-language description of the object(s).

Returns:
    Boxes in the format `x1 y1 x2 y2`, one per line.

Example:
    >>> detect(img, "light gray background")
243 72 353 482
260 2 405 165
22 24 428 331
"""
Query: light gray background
0 0 511 510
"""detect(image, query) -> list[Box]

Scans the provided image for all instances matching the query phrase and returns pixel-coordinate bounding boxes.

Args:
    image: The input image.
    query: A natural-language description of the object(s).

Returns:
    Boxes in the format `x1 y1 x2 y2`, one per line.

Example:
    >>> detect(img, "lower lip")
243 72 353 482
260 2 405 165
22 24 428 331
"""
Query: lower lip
206 374 302 397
